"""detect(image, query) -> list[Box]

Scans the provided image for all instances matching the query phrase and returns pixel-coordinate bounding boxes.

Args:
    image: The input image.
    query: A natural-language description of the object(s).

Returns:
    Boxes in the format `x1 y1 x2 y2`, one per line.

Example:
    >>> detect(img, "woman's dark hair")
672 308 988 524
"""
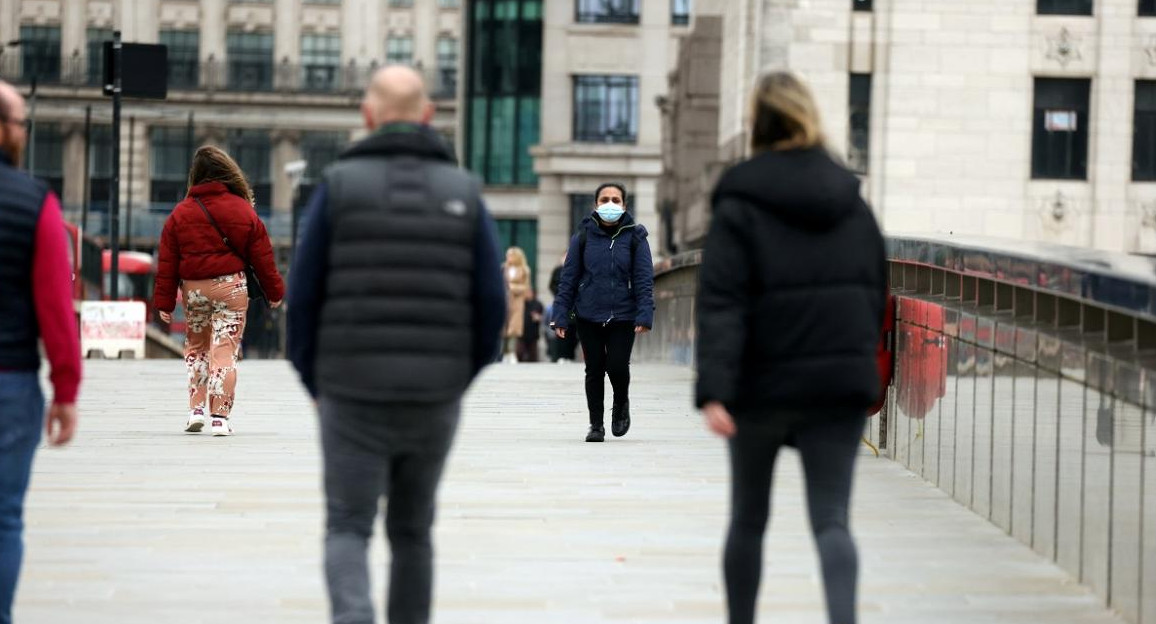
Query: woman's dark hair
187 145 256 205
594 182 628 207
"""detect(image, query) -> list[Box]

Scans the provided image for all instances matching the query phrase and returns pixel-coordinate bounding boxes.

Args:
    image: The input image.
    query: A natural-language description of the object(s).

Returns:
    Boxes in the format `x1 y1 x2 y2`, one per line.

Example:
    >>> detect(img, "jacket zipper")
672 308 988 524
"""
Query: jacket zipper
605 224 637 325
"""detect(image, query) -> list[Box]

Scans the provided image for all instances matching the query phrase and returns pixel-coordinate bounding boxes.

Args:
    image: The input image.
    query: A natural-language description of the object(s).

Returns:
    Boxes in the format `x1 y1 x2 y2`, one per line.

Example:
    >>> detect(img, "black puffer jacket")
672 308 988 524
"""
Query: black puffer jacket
694 147 887 412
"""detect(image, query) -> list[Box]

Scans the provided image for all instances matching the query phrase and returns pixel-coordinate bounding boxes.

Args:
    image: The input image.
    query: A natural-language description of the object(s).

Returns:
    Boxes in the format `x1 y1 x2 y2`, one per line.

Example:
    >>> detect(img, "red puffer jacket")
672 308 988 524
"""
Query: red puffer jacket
153 182 285 313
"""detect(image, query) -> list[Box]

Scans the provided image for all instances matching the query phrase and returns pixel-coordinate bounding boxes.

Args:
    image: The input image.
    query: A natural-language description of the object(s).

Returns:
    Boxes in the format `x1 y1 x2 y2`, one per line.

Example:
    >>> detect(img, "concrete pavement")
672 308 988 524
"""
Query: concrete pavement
15 360 1128 623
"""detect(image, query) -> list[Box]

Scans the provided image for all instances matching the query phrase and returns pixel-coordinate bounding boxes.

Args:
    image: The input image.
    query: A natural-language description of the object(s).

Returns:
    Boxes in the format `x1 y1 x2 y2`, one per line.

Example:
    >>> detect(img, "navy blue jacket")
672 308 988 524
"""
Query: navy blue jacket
551 212 655 330
287 182 506 399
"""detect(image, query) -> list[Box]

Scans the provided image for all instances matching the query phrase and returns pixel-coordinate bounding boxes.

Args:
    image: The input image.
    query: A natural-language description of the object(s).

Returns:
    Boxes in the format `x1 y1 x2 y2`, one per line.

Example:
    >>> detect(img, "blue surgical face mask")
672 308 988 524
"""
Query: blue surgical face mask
596 203 625 223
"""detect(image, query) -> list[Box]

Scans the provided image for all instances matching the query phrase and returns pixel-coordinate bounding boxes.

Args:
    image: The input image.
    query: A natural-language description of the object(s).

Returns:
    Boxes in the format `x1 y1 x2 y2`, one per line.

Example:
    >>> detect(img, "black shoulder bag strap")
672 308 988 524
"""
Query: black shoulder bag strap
193 196 268 303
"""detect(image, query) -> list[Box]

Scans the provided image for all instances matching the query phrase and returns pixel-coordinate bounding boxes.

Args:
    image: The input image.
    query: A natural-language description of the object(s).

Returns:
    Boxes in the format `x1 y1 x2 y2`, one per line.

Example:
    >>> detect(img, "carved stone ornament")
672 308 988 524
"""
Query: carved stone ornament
1140 200 1156 230
1146 35 1156 66
1040 190 1078 235
1046 28 1083 68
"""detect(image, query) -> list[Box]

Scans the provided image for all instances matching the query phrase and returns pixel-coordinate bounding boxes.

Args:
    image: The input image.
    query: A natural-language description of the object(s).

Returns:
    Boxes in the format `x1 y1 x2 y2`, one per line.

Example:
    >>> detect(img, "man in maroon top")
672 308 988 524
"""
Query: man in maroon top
0 80 81 623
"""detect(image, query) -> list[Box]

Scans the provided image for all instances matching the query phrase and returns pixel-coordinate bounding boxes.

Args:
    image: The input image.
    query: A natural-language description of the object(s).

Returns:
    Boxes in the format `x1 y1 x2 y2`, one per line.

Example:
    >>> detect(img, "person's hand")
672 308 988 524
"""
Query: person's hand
45 402 78 446
270 300 283 309
635 326 650 335
555 328 567 339
158 311 172 324
702 401 736 438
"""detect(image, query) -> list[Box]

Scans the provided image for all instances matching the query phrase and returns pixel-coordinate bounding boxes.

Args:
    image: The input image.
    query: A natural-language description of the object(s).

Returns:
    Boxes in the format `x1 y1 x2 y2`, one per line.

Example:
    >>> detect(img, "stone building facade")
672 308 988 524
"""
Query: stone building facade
0 0 462 243
665 0 1156 254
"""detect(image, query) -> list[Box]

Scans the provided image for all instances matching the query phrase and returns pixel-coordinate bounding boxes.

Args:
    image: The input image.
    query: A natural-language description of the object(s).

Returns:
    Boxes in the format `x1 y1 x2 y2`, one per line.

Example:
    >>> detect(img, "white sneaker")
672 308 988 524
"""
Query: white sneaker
211 417 233 437
185 411 206 433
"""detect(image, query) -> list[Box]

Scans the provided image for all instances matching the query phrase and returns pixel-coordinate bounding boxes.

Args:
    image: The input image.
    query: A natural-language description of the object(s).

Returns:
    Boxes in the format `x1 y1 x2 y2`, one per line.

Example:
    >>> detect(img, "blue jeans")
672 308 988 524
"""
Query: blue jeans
0 372 44 624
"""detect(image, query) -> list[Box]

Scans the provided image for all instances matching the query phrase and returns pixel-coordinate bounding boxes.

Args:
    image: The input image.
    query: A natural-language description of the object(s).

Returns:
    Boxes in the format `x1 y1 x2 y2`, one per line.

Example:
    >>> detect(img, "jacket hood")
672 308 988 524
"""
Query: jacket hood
712 148 862 231
580 210 638 236
340 122 456 164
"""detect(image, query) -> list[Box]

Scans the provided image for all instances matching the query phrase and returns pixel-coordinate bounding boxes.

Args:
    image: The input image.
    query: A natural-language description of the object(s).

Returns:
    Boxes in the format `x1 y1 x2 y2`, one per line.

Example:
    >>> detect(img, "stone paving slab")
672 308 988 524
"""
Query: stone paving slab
15 360 1128 623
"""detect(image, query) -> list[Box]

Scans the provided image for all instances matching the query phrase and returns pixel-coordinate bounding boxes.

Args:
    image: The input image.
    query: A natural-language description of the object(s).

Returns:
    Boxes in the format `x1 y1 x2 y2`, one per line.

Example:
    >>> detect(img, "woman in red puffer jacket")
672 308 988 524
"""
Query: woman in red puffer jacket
153 146 285 437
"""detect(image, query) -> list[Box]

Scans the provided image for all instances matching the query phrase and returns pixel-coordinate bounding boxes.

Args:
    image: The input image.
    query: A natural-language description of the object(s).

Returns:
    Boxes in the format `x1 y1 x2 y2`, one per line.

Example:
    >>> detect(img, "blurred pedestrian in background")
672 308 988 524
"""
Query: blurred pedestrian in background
695 71 886 624
517 290 544 362
547 253 578 362
502 247 531 363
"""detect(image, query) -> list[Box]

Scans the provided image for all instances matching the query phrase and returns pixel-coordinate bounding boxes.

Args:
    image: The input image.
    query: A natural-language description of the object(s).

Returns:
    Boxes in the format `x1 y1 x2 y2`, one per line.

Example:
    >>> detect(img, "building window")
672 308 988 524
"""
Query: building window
436 36 458 98
89 125 113 212
29 122 63 196
299 131 346 208
226 129 272 214
853 0 873 10
1142 0 1156 15
672 0 690 24
438 0 461 7
19 26 61 83
150 126 193 210
466 0 543 187
1032 78 1090 180
1037 0 1093 15
573 75 639 144
387 36 413 65
301 34 341 91
576 0 640 24
86 28 113 86
848 73 872 174
570 194 595 235
226 31 274 91
1134 81 1156 181
161 30 199 89
389 0 415 7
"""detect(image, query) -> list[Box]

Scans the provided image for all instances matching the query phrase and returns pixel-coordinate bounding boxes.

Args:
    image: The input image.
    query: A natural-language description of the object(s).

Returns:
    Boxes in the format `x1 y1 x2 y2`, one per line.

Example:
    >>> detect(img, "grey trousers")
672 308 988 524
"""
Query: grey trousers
319 396 461 624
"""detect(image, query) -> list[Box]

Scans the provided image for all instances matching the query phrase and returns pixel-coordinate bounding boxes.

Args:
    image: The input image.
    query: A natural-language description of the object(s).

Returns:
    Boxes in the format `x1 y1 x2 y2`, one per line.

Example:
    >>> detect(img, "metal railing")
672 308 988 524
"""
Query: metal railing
634 234 1156 623
0 54 458 100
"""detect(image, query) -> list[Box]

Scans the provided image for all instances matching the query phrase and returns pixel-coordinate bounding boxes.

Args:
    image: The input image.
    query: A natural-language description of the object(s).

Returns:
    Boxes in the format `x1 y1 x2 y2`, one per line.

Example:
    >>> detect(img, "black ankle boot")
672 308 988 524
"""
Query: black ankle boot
611 401 631 437
585 426 605 443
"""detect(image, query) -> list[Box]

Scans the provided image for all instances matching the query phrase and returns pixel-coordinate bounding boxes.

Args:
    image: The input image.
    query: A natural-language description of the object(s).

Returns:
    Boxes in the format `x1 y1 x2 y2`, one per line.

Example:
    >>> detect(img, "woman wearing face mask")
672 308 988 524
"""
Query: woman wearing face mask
550 183 655 443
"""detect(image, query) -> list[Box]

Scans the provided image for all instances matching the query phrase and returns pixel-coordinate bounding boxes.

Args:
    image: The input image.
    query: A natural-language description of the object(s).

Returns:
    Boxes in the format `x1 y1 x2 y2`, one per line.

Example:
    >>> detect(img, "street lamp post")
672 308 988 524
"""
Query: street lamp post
285 159 306 263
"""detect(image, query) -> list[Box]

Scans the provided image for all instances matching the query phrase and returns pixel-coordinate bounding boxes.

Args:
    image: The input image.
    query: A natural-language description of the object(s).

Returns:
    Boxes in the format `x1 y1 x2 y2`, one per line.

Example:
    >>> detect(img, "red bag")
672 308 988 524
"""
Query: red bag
868 293 897 416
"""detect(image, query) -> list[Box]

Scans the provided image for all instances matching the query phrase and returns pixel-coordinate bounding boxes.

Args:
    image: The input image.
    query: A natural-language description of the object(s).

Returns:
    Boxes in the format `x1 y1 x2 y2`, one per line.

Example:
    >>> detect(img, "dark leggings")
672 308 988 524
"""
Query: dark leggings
575 320 636 426
724 412 866 624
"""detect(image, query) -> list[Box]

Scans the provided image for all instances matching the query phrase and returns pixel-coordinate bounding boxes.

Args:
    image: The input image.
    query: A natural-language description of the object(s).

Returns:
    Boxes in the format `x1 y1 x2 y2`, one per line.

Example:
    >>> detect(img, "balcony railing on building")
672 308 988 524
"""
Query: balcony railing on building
0 54 457 100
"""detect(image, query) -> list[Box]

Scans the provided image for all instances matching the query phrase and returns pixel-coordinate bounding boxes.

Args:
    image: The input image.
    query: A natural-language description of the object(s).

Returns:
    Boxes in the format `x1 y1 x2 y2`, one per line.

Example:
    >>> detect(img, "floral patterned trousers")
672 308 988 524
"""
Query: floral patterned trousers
182 272 249 418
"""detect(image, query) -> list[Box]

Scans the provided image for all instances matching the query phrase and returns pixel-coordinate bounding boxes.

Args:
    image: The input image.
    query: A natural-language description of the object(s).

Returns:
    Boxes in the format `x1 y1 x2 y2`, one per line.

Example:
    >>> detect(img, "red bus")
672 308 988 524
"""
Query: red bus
61 220 158 319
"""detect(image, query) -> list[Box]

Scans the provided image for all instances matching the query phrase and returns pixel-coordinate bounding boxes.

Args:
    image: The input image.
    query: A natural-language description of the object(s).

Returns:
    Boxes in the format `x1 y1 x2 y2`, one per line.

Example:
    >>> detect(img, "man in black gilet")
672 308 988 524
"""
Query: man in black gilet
288 67 505 624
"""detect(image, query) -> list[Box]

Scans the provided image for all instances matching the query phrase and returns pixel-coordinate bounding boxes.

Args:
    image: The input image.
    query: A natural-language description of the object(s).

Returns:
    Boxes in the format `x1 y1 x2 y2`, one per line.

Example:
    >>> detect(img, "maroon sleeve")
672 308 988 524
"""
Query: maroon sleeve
153 213 181 313
247 215 285 302
32 193 82 404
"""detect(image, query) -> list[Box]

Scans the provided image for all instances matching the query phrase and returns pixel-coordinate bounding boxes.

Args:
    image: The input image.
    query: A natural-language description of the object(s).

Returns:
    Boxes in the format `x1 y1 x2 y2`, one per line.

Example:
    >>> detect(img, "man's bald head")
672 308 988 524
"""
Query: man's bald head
0 80 27 166
361 65 434 130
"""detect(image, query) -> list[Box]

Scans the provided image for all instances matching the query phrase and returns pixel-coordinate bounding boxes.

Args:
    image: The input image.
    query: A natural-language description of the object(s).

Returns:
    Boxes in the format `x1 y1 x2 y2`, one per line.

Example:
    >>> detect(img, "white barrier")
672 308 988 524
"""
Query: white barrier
80 301 147 359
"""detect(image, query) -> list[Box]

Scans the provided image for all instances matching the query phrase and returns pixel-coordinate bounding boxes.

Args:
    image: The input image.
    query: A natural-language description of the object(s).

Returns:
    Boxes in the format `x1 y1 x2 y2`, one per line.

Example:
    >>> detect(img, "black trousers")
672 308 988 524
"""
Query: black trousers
575 319 636 426
551 330 579 361
724 411 865 624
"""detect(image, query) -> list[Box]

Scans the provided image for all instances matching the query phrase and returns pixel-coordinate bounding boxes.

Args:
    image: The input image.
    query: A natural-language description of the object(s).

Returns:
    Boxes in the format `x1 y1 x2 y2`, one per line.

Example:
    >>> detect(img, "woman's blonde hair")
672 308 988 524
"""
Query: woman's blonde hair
749 72 826 153
505 246 529 270
187 145 256 206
